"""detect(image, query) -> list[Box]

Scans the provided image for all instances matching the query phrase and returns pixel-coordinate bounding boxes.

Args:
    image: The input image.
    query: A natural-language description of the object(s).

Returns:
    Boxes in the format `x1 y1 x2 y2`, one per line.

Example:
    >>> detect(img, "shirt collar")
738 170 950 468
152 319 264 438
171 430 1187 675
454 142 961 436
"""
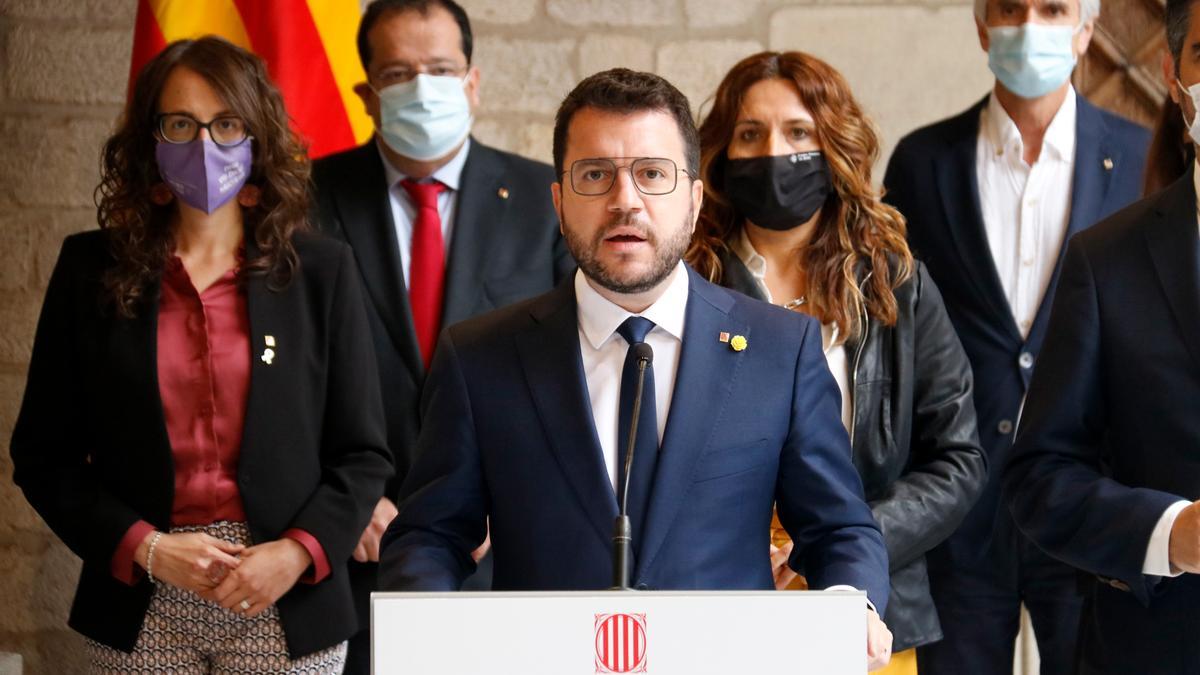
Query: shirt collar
574 261 689 350
377 136 472 192
983 86 1077 163
732 228 768 281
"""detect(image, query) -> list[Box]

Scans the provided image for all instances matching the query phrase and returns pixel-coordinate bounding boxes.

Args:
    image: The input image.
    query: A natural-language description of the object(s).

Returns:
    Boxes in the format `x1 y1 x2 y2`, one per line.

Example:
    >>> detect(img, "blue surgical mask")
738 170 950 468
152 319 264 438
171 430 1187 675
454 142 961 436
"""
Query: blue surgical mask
374 74 472 161
987 22 1079 99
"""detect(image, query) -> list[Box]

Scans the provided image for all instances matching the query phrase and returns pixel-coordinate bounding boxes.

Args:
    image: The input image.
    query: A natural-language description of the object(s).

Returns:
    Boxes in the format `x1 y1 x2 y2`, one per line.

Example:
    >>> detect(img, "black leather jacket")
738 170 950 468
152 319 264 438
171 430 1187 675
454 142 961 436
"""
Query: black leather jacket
719 250 987 651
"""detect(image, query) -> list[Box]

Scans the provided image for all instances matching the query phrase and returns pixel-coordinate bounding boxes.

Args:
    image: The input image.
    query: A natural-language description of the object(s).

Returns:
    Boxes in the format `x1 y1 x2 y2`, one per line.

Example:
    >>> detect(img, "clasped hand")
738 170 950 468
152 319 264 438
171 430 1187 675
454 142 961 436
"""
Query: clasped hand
138 532 311 617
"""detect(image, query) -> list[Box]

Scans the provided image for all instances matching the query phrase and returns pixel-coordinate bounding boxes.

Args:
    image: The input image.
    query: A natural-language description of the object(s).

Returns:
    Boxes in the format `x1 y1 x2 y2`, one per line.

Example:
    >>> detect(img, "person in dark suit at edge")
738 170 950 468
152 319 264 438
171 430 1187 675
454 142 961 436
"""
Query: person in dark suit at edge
883 0 1149 672
311 2 573 670
381 67 896 671
1005 2 1200 672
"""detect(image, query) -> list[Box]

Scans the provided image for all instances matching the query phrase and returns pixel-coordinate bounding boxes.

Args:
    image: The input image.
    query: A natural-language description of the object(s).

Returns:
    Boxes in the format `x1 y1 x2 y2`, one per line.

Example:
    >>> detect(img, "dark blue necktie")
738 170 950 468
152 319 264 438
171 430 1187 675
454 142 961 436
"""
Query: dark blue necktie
616 316 659 554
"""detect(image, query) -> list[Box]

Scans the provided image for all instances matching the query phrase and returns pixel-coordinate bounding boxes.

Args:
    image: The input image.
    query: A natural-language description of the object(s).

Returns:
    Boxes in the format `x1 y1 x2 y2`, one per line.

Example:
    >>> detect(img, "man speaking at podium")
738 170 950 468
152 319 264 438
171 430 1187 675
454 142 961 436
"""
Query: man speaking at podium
380 68 892 668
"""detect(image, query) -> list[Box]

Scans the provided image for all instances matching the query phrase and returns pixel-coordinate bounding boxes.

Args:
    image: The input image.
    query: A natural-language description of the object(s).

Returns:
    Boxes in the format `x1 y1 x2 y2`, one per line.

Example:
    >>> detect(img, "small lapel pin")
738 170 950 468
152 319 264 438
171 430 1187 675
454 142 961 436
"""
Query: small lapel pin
497 187 510 200
1102 158 1114 171
718 331 730 343
261 335 276 364
730 335 748 352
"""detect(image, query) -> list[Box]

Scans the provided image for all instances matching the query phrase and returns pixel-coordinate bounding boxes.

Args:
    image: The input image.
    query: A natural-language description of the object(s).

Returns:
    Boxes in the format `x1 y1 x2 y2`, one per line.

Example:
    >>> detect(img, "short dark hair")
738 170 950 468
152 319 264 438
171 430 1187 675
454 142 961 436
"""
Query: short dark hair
552 68 700 178
1168 0 1200 75
357 0 473 72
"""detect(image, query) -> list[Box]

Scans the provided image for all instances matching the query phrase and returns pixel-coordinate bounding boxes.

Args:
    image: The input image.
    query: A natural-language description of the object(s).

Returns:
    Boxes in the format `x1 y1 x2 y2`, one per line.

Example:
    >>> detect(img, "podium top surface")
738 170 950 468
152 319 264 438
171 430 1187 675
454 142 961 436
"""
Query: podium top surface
372 589 865 600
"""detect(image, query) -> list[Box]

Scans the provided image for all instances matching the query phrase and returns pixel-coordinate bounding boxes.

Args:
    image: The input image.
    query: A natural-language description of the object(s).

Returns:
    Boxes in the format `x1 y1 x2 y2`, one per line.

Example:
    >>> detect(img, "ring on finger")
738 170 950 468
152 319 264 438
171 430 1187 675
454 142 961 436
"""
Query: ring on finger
239 599 251 611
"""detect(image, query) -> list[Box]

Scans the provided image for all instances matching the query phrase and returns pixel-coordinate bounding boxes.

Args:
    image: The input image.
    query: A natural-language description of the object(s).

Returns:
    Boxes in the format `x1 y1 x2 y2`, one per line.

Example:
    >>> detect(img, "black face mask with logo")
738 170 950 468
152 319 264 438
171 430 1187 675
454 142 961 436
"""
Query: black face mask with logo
723 151 832 231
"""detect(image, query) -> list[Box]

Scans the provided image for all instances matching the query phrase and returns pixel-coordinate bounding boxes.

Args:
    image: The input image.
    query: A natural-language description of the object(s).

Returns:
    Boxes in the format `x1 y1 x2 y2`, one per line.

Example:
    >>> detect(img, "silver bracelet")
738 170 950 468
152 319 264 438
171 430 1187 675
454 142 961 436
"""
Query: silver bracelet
145 532 163 584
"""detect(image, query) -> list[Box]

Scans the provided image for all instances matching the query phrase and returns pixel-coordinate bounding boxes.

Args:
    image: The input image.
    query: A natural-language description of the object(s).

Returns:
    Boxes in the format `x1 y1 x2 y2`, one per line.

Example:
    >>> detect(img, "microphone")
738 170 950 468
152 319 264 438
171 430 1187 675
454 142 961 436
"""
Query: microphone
611 342 654 591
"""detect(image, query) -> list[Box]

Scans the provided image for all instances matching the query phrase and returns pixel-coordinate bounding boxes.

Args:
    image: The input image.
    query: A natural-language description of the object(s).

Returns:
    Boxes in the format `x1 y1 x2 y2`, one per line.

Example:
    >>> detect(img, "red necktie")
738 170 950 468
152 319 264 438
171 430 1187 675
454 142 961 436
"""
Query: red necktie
400 178 447 369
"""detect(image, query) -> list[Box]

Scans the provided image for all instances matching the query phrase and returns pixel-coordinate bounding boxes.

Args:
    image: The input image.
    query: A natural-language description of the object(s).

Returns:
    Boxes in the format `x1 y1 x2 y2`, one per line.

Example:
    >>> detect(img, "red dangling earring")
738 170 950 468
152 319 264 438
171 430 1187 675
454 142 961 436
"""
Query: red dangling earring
237 184 261 208
150 183 174 206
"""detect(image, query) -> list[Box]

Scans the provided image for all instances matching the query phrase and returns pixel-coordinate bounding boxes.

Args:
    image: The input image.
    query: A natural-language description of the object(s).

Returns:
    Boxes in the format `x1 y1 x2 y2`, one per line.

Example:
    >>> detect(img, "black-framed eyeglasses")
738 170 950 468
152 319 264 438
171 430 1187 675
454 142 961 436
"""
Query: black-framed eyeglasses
563 157 692 196
156 113 250 147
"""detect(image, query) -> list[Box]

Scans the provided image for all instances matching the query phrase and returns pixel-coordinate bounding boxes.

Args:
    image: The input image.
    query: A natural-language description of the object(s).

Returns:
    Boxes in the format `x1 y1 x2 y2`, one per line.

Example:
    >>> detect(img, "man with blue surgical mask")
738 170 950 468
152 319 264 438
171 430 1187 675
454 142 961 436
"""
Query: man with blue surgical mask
311 1 574 672
884 1 1150 673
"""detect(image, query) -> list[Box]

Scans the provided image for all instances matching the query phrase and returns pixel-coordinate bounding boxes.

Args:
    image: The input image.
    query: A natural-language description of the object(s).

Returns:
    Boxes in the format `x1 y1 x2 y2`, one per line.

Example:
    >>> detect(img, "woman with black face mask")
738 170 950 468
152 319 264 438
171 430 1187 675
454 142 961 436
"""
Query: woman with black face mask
687 51 987 674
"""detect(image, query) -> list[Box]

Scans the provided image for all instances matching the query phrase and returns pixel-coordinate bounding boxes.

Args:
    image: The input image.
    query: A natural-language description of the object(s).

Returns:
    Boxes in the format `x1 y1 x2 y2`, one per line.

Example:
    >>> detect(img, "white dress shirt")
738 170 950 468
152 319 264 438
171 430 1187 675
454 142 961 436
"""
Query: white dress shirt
1139 163 1200 578
732 231 853 432
575 263 687 491
378 138 471 288
976 88 1076 338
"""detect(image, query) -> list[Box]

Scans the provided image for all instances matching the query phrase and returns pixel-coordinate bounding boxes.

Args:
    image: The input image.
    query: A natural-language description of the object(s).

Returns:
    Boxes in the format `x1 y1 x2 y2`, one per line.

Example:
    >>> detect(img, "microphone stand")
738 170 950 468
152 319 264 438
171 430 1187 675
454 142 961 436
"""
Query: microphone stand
611 343 653 590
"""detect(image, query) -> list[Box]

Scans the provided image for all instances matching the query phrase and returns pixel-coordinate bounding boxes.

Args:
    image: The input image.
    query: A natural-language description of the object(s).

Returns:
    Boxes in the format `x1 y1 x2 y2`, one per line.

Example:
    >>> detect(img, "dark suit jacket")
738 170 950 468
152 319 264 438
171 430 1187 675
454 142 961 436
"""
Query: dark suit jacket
312 138 575 489
9 230 392 659
312 137 574 614
380 268 891 612
1004 169 1200 674
883 93 1149 562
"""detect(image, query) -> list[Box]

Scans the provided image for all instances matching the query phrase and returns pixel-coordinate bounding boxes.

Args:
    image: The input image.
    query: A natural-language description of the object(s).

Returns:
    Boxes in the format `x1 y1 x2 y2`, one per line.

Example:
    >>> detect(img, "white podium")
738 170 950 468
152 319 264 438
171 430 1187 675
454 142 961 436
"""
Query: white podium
372 590 866 674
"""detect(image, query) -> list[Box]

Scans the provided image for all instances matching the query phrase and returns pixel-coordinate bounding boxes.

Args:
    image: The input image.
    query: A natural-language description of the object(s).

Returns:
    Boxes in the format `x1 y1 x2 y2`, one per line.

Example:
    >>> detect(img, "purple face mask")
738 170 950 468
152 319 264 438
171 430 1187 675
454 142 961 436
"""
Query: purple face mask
155 137 252 214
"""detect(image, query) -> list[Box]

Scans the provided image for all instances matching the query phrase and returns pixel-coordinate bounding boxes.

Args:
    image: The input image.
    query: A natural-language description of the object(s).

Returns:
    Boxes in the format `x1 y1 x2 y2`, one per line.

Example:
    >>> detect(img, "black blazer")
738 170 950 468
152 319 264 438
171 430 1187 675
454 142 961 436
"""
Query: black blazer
312 138 575 491
1004 170 1200 674
9 230 392 659
883 93 1149 562
721 252 986 650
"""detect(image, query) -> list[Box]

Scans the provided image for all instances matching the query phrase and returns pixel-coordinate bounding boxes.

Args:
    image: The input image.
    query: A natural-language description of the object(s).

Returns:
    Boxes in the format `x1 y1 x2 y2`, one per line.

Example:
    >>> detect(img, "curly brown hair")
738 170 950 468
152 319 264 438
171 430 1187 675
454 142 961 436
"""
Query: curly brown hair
686 51 913 339
96 36 310 317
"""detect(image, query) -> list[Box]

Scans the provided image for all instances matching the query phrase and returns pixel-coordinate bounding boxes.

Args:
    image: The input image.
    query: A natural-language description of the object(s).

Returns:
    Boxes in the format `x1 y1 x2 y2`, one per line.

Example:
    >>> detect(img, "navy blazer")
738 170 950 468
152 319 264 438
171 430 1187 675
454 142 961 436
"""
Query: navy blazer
1004 169 1200 674
380 268 890 611
883 93 1149 561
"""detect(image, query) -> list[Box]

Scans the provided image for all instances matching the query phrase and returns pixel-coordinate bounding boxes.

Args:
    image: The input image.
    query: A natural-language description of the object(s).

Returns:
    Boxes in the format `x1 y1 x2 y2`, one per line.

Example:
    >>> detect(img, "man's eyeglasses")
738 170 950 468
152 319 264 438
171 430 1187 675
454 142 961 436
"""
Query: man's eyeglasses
156 113 249 147
563 157 692 196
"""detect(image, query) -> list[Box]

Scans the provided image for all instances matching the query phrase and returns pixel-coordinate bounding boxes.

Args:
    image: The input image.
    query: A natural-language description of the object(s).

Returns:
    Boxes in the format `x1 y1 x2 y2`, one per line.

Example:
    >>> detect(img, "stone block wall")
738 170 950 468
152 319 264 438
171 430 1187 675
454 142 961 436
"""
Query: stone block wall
0 0 998 671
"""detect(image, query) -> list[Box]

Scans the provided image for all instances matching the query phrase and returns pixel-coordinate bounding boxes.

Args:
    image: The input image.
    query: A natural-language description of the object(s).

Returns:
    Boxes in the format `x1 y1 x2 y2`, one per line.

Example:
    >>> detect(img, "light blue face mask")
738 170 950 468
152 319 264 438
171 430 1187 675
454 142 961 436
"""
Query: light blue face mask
374 74 472 161
987 22 1079 99
1178 79 1200 146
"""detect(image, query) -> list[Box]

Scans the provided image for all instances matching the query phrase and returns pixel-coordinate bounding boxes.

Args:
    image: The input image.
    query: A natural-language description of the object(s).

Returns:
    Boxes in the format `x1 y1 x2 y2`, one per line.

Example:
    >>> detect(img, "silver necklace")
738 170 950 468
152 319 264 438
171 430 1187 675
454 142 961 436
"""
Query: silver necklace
783 296 807 311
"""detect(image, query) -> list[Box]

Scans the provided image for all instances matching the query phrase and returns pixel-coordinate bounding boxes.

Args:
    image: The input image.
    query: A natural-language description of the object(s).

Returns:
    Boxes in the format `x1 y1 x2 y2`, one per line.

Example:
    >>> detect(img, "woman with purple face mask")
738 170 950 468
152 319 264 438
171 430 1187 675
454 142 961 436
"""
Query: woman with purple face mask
9 37 391 673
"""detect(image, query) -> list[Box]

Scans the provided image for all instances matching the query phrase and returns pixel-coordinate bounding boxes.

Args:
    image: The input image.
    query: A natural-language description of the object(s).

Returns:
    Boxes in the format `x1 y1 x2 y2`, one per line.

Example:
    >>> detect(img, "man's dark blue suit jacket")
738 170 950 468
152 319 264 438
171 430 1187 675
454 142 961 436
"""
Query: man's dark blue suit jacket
380 267 890 612
1005 169 1200 674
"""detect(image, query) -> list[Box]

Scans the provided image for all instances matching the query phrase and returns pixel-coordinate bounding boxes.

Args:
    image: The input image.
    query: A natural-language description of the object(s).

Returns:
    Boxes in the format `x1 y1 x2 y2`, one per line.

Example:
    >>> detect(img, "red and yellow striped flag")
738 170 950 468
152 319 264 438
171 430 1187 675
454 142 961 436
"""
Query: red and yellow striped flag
129 0 374 159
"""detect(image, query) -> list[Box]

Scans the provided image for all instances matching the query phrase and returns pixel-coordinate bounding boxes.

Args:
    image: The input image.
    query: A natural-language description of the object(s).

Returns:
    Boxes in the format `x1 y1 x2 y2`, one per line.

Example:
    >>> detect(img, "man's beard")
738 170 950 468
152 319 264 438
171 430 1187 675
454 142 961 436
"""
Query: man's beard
563 209 693 295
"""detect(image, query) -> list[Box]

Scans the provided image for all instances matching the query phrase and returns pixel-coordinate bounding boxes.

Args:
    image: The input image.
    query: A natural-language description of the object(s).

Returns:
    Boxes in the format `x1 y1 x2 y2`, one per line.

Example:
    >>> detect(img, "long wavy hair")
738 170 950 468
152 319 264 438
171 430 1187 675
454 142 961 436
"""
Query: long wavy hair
686 51 913 338
96 36 310 317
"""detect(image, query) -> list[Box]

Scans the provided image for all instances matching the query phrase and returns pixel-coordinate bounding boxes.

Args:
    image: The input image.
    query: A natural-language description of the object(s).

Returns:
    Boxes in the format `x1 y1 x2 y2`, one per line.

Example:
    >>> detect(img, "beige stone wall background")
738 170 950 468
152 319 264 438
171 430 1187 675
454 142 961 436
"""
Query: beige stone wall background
0 0 998 672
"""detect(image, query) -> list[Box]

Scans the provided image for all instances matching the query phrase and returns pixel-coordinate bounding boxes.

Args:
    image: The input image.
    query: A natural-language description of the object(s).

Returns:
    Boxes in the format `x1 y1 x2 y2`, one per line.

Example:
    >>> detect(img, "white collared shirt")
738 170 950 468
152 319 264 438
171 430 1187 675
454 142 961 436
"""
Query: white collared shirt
378 138 471 288
575 263 687 491
976 88 1077 338
731 231 853 433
